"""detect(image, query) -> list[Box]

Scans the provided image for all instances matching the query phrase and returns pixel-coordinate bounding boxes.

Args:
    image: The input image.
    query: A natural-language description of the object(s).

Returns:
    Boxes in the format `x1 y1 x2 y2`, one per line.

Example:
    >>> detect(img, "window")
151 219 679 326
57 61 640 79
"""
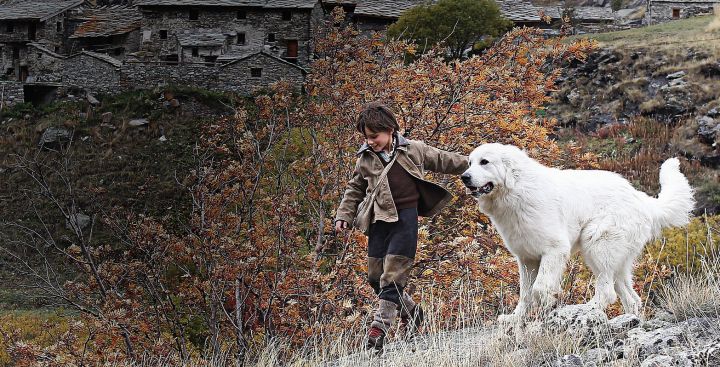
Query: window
189 9 199 20
191 47 199 57
6 24 14 33
237 10 247 19
54 46 60 53
672 8 680 18
159 30 168 39
251 68 262 77
56 21 62 32
282 11 292 20
12 47 19 60
237 32 246 45
268 33 275 42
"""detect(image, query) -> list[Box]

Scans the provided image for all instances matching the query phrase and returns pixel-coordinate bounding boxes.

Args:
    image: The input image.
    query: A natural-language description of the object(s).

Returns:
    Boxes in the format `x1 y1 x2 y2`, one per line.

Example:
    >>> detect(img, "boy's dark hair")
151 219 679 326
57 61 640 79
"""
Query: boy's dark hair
356 101 400 135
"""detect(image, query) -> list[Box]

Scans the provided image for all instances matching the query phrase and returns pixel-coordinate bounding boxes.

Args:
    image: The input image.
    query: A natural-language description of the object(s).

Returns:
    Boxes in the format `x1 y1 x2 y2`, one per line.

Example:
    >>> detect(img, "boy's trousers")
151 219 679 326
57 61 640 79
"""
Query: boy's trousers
367 207 418 331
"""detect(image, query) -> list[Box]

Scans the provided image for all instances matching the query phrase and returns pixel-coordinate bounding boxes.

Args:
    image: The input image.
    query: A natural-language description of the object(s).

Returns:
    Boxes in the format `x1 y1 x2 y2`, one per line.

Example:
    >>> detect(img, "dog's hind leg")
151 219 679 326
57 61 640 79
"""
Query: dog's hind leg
582 239 621 310
615 261 641 316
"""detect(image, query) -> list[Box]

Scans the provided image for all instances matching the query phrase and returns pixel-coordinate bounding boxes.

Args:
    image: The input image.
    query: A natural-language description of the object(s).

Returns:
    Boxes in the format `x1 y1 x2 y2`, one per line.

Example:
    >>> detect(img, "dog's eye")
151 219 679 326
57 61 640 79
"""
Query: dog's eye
480 159 489 165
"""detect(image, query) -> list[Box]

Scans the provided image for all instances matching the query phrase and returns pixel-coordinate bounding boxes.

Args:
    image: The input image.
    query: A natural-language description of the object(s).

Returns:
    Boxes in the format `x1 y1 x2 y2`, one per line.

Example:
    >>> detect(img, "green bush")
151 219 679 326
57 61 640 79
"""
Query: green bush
645 214 720 272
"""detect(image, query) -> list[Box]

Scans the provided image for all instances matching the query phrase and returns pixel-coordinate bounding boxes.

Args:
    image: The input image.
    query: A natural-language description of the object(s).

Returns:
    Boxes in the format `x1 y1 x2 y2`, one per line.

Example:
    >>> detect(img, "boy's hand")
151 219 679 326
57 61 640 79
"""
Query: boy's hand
334 220 349 233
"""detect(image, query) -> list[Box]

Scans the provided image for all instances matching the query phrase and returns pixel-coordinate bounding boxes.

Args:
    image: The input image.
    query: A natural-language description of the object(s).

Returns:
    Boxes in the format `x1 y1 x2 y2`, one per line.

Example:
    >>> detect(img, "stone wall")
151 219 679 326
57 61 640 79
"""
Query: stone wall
10 42 305 97
121 62 218 90
38 14 68 53
647 2 717 24
218 52 305 95
138 6 313 67
25 44 64 82
61 53 121 94
0 80 25 107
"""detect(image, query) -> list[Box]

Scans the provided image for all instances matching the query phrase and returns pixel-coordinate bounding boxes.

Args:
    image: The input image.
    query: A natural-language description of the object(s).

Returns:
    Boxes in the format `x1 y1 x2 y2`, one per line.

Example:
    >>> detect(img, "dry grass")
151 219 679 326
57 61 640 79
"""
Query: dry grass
706 6 720 32
658 217 720 321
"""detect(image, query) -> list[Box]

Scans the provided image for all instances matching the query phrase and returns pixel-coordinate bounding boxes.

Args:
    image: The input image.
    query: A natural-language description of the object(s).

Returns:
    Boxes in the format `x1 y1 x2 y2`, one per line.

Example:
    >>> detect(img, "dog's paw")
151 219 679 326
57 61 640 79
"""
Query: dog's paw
531 289 557 311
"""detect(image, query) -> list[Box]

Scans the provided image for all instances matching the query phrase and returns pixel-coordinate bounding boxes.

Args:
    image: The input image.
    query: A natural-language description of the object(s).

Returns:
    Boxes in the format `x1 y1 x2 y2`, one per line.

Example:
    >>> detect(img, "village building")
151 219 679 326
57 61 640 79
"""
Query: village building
134 0 318 68
66 7 142 59
0 0 84 81
646 0 719 24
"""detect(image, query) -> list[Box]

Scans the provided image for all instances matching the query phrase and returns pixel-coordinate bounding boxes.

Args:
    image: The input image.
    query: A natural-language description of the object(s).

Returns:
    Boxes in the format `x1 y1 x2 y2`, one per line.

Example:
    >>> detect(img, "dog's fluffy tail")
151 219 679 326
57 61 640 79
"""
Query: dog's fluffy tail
652 158 695 231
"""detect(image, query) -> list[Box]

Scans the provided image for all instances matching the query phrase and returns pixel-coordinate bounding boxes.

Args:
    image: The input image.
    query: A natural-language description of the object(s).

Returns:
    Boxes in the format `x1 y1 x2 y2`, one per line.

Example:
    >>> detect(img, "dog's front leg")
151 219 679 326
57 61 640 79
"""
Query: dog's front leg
498 257 539 325
532 249 569 312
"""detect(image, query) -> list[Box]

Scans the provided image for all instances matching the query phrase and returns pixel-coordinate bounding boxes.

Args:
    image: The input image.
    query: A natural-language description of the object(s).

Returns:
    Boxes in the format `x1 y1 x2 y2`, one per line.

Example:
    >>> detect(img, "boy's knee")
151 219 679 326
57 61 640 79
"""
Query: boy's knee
380 254 413 288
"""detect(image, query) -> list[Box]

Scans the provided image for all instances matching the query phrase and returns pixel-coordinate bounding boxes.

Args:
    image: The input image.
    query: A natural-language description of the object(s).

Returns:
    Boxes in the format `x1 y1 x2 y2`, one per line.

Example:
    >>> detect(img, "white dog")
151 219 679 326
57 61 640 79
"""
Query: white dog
461 143 694 323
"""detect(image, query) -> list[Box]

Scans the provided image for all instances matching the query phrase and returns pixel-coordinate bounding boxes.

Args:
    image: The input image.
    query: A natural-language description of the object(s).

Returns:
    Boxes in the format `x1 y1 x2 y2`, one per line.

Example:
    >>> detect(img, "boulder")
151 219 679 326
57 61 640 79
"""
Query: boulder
608 314 641 332
128 118 149 127
666 71 686 79
101 111 113 123
65 213 91 231
582 348 611 365
697 116 719 144
554 354 583 367
640 354 674 367
566 89 581 106
38 127 72 150
545 304 609 337
87 94 100 106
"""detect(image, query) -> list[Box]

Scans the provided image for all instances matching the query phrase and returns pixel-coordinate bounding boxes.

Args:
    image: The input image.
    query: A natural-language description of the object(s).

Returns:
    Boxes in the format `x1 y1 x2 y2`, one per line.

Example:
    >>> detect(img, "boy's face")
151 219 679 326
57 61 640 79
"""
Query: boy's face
364 127 393 152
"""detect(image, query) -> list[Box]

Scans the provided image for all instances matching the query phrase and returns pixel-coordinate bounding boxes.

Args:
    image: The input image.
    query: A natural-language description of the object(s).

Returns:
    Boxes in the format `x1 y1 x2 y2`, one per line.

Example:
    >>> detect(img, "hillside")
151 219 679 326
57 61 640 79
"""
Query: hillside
553 14 720 214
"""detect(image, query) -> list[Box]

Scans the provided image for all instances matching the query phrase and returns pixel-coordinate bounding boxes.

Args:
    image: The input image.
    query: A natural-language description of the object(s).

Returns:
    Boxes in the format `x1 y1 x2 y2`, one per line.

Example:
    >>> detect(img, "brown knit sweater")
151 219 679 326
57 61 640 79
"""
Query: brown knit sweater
376 152 419 210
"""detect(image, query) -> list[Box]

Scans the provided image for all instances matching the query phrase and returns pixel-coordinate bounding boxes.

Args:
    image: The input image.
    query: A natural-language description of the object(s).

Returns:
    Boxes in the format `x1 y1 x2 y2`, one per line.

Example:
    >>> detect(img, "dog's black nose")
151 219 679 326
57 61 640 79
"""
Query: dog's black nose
461 173 471 183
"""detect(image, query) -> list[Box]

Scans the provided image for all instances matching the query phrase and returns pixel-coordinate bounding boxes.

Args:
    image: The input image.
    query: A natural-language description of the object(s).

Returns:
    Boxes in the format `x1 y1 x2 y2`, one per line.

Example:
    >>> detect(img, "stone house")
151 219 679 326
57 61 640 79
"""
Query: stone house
0 0 84 81
135 0 318 68
218 50 306 94
66 7 142 59
646 0 719 24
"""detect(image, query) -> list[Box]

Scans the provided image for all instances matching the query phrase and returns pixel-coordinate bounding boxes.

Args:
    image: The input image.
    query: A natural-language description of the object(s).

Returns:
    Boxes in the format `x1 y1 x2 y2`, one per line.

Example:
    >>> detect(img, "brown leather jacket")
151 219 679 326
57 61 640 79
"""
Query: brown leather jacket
334 134 469 226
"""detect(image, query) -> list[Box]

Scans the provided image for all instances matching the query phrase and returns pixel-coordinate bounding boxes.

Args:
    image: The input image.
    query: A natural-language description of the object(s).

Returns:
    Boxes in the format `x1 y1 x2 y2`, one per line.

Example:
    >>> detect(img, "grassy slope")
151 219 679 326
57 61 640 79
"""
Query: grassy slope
579 14 720 50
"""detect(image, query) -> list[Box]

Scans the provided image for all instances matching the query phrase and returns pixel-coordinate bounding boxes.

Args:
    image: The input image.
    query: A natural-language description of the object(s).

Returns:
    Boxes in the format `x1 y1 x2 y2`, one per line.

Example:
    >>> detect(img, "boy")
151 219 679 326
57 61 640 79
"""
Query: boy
334 101 468 351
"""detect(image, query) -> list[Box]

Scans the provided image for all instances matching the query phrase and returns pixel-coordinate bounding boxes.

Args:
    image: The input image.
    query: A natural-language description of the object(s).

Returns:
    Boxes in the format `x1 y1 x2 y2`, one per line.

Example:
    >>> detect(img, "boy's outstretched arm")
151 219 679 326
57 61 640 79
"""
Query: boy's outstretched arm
334 159 368 228
420 141 469 175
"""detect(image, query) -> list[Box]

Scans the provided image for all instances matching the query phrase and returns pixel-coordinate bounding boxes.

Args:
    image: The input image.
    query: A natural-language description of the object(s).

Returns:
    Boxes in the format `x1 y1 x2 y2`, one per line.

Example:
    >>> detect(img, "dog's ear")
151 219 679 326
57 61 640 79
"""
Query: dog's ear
501 156 520 189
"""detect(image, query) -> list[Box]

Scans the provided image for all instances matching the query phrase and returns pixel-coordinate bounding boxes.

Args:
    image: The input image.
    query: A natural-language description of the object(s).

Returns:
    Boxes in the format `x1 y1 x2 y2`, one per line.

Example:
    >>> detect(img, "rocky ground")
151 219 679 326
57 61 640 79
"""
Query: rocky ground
330 304 720 366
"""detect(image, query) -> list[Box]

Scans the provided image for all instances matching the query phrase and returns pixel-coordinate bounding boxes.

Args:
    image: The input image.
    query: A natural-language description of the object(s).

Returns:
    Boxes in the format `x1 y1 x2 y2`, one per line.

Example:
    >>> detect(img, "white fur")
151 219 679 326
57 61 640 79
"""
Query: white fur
462 143 695 322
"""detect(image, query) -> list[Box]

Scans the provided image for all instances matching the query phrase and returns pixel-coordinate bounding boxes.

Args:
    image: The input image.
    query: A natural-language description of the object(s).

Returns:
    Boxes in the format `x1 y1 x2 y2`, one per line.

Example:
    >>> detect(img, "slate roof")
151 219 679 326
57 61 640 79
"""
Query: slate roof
220 50 307 73
0 0 84 21
541 6 616 21
83 50 124 67
264 0 317 8
177 32 228 46
28 42 64 58
353 0 426 18
499 1 544 22
70 7 142 39
137 0 317 7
